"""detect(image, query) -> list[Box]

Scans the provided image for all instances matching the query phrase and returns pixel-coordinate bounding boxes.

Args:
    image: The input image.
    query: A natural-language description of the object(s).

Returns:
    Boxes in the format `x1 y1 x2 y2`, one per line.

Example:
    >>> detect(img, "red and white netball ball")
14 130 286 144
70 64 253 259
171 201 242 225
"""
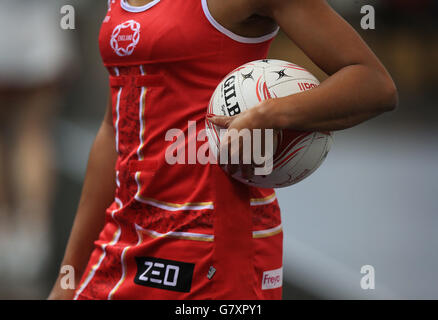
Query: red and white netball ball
205 59 333 188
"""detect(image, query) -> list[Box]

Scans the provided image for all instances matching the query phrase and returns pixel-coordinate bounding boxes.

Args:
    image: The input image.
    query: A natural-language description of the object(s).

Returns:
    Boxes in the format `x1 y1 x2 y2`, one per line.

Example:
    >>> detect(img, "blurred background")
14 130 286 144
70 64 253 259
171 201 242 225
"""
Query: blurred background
0 0 436 299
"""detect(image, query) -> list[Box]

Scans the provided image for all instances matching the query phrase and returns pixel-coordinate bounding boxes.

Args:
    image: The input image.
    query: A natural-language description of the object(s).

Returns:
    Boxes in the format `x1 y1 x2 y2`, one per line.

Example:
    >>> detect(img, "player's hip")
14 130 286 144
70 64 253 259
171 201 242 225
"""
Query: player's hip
75 228 283 300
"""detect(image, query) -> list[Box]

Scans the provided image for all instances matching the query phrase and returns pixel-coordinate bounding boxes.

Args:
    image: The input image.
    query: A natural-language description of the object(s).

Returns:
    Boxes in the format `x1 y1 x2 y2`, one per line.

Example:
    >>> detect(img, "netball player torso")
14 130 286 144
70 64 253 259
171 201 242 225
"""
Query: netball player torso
75 0 283 300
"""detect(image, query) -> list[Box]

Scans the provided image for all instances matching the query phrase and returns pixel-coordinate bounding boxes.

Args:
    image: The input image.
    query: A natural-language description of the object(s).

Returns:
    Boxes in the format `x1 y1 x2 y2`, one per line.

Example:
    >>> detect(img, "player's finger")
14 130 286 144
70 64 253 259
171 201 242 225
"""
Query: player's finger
228 163 239 175
207 114 235 128
241 164 254 180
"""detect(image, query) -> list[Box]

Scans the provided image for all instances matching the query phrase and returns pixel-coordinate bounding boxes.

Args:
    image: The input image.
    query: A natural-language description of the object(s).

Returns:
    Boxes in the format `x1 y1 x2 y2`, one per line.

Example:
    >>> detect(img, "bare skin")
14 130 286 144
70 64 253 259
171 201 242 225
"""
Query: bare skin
49 0 397 299
48 96 117 299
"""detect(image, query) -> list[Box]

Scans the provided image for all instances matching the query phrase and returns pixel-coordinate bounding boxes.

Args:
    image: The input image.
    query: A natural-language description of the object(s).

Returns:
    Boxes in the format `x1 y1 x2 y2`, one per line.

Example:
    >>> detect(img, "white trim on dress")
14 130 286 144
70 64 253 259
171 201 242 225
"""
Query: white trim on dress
120 0 161 13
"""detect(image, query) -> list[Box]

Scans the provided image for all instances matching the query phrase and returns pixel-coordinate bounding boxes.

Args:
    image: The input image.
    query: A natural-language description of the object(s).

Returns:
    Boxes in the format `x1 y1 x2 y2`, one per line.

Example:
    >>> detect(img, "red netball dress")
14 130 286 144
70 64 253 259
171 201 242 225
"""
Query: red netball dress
74 0 283 300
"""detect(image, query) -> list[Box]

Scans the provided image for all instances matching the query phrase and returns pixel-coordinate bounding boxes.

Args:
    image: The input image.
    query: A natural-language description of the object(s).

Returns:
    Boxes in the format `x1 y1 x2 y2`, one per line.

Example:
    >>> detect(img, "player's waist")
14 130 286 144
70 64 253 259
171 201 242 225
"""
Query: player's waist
104 224 284 245
114 165 278 209
103 205 282 245
110 179 280 238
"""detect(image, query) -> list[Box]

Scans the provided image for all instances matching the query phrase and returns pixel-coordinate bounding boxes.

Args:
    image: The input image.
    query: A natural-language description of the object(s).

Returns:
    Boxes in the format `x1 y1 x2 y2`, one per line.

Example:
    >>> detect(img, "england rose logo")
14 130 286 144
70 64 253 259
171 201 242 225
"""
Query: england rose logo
110 20 141 57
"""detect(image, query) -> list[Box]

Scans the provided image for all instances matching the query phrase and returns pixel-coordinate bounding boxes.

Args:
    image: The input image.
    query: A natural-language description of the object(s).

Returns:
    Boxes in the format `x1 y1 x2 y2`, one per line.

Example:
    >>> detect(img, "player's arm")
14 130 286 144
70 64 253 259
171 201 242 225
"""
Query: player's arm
48 93 117 300
210 0 398 132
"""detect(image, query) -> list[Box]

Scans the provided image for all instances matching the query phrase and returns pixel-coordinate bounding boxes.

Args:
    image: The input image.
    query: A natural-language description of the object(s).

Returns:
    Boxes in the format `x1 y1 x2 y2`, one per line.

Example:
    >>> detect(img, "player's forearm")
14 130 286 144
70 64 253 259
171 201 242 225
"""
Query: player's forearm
261 64 398 132
57 120 117 288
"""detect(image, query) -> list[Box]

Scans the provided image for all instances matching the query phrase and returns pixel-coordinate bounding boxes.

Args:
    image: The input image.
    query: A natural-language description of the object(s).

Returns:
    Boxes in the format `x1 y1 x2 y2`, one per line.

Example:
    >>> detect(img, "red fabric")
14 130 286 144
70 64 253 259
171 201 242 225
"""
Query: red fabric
75 0 283 300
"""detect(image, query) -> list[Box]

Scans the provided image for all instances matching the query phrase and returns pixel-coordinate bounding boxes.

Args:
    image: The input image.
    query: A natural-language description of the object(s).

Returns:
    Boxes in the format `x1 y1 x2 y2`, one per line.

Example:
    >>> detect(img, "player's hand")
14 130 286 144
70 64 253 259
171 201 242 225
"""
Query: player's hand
207 104 278 180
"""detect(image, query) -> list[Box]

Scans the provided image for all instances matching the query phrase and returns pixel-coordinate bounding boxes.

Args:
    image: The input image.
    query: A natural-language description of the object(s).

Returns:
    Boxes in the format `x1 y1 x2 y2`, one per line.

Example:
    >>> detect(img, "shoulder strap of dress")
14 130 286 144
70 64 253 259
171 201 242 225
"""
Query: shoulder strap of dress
108 0 118 12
